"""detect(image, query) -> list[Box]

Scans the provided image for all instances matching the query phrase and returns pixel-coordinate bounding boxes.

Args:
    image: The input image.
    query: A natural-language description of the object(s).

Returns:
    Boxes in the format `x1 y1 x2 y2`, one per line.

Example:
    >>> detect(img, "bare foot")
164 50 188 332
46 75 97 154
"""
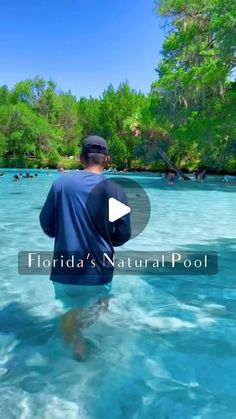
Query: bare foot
73 337 87 362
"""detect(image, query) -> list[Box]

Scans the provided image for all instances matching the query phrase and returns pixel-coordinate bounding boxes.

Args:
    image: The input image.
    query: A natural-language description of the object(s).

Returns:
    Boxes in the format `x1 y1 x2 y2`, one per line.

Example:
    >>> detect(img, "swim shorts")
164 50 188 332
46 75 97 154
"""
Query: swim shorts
53 282 112 311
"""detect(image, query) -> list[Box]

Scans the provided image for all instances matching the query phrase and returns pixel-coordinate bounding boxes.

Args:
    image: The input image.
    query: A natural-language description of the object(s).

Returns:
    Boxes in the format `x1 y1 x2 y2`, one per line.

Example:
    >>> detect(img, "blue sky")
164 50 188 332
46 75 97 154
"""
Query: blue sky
0 0 165 98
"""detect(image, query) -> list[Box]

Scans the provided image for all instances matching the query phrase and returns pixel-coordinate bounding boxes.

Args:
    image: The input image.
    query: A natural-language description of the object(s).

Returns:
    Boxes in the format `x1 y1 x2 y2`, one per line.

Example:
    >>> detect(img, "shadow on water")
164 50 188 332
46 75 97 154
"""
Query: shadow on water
137 237 236 308
0 302 59 370
134 236 236 343
115 238 235 288
0 302 56 344
126 236 236 279
113 238 236 409
0 301 77 396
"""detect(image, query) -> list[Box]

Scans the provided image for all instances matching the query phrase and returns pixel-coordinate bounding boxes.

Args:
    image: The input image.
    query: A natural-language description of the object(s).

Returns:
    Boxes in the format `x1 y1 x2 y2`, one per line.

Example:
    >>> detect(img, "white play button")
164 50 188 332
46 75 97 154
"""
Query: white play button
108 198 131 222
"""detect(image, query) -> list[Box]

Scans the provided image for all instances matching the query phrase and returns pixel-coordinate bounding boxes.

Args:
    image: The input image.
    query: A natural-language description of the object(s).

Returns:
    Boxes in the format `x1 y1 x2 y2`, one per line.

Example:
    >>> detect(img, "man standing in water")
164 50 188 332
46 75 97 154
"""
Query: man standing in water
39 136 131 359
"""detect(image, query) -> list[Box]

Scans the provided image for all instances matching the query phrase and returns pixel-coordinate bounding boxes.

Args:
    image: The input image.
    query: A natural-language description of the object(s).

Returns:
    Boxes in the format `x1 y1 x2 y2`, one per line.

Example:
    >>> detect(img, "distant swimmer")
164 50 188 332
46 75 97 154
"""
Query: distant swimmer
195 168 207 182
23 172 34 179
166 170 176 185
57 168 65 173
13 174 20 182
0 172 6 177
223 175 236 183
106 167 117 173
34 174 39 177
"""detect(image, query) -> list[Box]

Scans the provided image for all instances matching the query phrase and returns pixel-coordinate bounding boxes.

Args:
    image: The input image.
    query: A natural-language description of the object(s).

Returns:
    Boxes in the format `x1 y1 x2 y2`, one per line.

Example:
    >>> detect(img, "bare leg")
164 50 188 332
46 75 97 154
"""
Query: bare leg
60 309 87 360
60 298 110 360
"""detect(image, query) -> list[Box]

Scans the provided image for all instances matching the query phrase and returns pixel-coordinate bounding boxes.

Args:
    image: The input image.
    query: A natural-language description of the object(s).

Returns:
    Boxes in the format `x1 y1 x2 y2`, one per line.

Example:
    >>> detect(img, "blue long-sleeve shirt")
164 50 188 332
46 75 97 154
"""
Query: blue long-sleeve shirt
39 171 131 285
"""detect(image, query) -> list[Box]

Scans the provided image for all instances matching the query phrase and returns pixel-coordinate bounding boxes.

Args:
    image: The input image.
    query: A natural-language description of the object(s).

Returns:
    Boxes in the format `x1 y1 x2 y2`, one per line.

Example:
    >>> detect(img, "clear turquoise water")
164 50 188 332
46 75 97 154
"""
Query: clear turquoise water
0 170 236 419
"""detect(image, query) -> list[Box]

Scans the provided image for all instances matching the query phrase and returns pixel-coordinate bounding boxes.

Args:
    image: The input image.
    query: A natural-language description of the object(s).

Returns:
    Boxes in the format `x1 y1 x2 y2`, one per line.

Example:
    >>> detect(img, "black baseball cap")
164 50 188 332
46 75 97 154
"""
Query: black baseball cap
82 135 109 156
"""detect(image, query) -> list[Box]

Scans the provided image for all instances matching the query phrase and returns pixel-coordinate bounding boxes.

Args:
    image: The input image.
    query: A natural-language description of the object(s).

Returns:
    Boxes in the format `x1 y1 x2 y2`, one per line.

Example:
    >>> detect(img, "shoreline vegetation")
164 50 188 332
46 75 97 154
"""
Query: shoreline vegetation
0 1 235 175
0 159 235 175
0 163 234 176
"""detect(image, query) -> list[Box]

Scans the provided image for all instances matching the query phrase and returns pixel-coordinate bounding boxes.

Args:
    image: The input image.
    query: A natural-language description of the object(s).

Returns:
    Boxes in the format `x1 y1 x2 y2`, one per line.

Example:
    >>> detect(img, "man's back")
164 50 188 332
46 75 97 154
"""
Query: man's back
40 171 130 285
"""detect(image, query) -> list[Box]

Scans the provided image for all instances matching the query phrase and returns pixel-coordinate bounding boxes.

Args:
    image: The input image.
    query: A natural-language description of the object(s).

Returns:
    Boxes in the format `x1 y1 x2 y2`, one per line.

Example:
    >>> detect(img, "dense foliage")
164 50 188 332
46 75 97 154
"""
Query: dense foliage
0 80 152 170
152 0 236 172
0 0 235 172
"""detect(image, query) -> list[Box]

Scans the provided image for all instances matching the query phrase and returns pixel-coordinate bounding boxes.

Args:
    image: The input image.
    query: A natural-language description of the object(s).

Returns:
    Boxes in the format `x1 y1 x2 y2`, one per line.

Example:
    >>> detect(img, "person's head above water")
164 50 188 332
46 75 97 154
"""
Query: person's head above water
80 135 110 174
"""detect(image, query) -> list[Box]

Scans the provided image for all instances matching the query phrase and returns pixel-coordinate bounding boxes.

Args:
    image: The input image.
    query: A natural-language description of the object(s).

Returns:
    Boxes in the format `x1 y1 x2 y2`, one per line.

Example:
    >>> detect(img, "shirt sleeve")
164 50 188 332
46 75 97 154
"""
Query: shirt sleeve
39 183 57 238
110 189 131 247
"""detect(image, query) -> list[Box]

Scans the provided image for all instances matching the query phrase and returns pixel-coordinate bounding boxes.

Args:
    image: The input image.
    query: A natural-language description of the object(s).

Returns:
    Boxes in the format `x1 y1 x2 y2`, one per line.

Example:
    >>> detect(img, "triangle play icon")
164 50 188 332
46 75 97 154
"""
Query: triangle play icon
108 198 131 222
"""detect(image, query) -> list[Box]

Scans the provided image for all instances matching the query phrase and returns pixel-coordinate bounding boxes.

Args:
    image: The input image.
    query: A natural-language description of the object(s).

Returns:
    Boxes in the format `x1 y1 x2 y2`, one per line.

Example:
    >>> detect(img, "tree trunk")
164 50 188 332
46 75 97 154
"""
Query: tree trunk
156 146 191 180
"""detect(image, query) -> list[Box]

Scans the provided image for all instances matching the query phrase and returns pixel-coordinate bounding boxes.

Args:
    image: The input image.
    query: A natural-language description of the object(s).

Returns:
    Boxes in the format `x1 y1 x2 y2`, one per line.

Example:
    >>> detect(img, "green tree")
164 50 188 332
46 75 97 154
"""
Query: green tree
57 93 82 155
151 0 236 171
77 97 101 137
0 85 9 105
